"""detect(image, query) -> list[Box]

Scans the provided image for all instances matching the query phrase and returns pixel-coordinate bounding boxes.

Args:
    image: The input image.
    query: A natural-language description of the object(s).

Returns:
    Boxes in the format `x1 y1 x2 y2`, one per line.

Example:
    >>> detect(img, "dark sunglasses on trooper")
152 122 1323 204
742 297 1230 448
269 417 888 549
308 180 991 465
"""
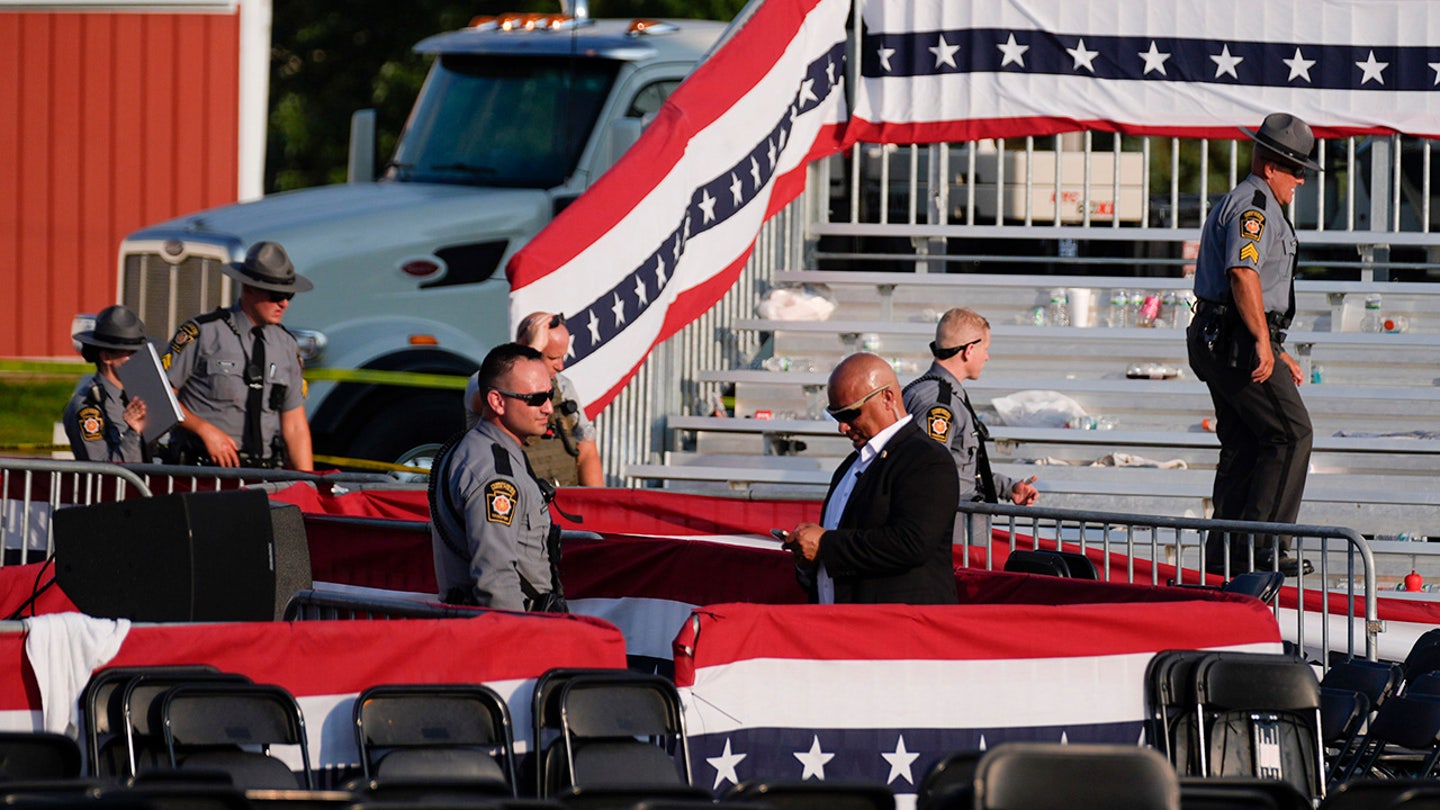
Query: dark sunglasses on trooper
492 386 555 407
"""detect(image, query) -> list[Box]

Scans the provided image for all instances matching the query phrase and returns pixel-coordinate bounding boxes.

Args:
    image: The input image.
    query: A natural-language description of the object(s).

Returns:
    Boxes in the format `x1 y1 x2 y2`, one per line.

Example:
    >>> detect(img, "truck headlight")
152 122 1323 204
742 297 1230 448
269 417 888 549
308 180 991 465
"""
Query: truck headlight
291 329 328 363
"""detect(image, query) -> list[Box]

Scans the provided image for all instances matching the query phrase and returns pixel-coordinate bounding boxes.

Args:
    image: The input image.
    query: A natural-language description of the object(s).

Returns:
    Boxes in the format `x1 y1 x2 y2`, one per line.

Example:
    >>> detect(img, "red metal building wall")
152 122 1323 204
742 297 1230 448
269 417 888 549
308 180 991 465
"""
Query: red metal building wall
0 10 241 358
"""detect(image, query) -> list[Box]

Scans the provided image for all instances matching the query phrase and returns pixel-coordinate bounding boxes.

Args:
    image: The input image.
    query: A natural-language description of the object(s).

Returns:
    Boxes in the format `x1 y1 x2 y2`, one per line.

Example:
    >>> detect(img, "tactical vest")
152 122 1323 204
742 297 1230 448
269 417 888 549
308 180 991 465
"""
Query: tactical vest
523 388 581 486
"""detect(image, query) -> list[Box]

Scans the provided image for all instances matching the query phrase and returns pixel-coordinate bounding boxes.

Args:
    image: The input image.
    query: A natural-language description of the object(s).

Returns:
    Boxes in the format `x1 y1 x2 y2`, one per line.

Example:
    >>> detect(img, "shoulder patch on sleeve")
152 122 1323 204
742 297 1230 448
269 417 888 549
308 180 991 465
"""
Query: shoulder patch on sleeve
925 405 954 443
1239 209 1265 242
166 321 200 356
78 406 105 442
484 480 519 525
1239 242 1260 265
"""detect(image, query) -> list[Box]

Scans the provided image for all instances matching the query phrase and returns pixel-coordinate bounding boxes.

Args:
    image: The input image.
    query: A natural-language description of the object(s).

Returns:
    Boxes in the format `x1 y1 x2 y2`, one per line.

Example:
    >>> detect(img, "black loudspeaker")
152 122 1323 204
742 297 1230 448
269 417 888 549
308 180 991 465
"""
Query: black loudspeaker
52 490 312 622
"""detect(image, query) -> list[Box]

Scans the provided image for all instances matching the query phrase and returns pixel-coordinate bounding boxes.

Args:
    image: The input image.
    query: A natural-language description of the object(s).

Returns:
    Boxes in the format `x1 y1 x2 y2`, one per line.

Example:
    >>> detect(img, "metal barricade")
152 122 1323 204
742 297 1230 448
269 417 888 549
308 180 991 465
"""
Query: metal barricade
283 588 482 621
0 456 398 568
957 501 1378 664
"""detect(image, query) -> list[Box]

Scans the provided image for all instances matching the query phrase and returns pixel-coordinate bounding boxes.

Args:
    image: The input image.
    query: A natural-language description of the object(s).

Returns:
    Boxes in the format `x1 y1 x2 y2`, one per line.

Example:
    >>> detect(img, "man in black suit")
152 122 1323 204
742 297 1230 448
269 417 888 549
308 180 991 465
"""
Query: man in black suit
785 353 961 604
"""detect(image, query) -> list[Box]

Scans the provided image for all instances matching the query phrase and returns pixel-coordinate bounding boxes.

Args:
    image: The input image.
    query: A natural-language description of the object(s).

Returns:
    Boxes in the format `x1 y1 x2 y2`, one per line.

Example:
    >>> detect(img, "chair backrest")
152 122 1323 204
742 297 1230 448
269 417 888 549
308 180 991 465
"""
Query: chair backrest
354 683 516 793
1002 550 1070 577
530 667 642 797
0 731 82 781
122 671 251 778
81 664 222 777
916 749 982 810
160 682 312 790
726 780 895 810
1320 659 1402 709
1179 777 1311 810
973 742 1179 810
1053 551 1099 579
1404 629 1440 682
555 673 691 794
1221 571 1285 603
1194 654 1324 800
1318 778 1440 810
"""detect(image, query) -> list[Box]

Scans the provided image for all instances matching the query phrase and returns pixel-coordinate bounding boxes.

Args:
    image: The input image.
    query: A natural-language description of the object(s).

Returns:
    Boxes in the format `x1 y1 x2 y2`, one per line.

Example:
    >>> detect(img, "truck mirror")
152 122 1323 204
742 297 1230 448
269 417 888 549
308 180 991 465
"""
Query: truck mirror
348 109 377 184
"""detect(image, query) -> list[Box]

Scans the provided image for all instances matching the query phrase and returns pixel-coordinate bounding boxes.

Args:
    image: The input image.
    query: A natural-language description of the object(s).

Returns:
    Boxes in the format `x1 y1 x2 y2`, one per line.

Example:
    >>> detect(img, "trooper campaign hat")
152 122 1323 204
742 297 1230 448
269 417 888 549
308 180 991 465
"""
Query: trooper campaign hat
1241 112 1323 172
221 241 314 293
73 305 148 352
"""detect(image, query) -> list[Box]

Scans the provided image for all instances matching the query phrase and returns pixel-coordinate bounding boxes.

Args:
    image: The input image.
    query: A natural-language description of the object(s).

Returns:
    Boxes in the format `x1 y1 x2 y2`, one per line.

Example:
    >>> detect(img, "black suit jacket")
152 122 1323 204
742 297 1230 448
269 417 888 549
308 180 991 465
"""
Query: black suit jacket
809 419 961 605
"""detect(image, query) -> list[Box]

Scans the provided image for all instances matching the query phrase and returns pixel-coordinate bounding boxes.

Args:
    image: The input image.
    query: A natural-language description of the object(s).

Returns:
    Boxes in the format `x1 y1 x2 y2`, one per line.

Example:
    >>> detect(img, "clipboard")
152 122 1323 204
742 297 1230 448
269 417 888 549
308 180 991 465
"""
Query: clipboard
116 342 185 443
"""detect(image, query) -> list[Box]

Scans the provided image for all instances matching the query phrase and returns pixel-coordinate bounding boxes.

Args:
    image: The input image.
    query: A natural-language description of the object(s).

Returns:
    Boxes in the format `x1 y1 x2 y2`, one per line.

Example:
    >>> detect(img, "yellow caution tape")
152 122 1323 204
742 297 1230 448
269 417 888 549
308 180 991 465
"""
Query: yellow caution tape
0 443 68 453
302 368 468 390
313 454 431 475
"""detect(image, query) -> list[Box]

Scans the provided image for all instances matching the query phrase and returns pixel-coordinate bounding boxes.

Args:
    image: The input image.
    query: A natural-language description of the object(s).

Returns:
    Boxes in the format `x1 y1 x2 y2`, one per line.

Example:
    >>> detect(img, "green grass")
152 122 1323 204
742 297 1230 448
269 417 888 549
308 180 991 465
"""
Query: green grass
0 375 84 450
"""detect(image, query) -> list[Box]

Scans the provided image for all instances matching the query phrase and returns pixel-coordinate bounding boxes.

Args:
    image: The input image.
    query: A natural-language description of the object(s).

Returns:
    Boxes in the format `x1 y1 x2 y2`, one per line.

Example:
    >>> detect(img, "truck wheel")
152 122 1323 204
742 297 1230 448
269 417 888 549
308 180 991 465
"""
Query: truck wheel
343 392 463 465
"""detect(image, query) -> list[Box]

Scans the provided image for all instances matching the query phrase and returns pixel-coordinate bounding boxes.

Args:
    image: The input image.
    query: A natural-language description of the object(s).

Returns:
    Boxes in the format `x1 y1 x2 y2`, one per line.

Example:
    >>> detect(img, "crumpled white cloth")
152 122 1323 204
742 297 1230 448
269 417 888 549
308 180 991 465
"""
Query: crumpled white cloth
1091 452 1188 469
23 612 131 736
991 390 1088 428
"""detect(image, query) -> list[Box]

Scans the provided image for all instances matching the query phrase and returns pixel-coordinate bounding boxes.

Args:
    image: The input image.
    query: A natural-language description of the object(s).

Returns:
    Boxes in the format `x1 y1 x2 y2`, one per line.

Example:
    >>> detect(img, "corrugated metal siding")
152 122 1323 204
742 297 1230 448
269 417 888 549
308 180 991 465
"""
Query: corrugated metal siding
0 9 240 358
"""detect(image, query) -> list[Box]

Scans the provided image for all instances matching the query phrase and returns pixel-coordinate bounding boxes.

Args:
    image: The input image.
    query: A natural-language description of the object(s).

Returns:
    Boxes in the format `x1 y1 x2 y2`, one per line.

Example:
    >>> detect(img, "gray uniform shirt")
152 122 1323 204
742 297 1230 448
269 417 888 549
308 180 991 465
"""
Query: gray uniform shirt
63 373 144 463
161 304 305 456
1194 173 1298 314
902 362 1012 502
431 419 554 611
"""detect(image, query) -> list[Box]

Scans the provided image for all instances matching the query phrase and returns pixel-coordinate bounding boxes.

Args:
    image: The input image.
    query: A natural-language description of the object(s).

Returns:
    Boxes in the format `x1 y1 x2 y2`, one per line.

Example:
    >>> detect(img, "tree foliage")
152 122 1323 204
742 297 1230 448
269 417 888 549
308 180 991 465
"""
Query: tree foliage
266 0 749 192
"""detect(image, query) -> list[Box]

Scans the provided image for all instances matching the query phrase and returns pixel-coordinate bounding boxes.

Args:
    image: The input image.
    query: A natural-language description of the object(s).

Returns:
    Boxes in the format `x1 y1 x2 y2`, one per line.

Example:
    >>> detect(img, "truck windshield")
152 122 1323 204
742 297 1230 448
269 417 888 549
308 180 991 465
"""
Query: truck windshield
388 54 620 189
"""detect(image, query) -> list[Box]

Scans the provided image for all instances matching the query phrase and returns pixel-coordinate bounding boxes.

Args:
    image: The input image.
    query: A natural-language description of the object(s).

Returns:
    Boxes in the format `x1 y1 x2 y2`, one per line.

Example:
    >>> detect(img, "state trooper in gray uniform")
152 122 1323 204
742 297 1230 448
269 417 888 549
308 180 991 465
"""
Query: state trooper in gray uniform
63 305 151 463
431 343 566 612
903 307 1038 543
1187 112 1318 575
160 242 314 470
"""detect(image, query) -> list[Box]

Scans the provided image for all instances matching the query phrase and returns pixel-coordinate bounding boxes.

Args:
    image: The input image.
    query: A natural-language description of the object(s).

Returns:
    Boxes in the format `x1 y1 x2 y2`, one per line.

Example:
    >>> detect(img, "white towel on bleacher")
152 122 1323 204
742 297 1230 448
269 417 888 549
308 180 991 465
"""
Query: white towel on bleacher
22 612 130 736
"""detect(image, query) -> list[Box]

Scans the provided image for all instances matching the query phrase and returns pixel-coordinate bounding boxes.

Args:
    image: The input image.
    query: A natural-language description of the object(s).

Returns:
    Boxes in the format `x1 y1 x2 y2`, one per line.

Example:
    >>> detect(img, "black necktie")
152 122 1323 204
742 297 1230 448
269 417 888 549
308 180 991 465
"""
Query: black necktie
243 326 266 459
959 390 999 503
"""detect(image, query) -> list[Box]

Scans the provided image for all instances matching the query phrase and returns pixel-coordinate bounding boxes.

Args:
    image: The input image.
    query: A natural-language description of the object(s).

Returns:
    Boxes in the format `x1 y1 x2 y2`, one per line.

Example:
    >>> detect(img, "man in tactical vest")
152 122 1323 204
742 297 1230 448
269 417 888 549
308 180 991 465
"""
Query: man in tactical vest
469 312 602 486
160 241 314 470
903 308 1039 544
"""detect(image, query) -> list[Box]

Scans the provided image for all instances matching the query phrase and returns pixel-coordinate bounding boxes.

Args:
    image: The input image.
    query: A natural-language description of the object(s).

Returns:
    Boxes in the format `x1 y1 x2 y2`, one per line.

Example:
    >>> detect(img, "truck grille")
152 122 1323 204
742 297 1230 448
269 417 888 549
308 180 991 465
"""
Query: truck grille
121 251 233 341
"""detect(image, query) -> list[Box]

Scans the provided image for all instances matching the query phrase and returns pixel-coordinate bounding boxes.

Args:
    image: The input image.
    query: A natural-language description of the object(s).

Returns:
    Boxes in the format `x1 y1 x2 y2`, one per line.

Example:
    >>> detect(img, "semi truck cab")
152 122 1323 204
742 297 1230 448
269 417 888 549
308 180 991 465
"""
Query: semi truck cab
112 8 726 464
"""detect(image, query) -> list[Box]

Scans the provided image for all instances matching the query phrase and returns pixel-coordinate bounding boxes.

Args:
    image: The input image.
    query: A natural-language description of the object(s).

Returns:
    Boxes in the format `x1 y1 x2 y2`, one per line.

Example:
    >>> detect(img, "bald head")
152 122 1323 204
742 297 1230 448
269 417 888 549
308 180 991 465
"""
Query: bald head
827 353 904 446
830 352 899 398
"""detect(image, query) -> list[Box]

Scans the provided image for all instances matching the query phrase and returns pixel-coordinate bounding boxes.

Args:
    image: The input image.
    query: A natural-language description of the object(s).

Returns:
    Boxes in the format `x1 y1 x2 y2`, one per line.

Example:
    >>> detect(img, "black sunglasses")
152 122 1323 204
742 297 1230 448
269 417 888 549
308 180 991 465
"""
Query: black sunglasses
1272 160 1307 180
548 312 565 329
493 386 554 407
825 384 888 423
265 290 295 303
930 338 981 360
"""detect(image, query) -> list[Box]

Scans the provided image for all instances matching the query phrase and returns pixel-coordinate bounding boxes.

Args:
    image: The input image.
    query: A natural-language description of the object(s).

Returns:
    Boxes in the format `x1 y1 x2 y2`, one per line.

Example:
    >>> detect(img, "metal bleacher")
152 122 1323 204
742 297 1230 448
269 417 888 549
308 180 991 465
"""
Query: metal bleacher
638 270 1440 537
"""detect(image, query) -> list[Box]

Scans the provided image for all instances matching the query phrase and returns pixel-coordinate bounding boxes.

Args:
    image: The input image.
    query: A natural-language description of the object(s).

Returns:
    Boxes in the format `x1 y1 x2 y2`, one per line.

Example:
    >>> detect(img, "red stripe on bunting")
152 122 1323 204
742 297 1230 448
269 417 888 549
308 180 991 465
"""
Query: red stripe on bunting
507 0 830 290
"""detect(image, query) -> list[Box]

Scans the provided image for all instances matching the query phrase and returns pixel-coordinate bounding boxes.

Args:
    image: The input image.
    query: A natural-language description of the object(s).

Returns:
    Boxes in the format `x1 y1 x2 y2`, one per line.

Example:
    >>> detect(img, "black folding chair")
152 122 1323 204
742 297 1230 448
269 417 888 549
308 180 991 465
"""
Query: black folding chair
1193 652 1324 801
726 780 895 810
530 667 639 797
1002 549 1071 578
972 742 1179 810
1179 777 1310 810
1221 571 1286 604
1319 687 1370 786
353 683 516 794
1145 649 1222 776
552 672 691 795
1402 629 1440 685
1321 658 1402 710
1335 693 1440 784
1319 778 1440 810
0 731 82 781
916 749 982 810
80 664 222 778
120 670 251 778
160 682 312 790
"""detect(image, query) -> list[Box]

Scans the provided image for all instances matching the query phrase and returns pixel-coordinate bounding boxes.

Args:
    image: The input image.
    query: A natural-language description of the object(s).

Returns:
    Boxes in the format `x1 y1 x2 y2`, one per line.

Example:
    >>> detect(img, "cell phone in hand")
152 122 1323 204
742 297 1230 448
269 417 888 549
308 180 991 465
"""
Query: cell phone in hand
770 528 790 542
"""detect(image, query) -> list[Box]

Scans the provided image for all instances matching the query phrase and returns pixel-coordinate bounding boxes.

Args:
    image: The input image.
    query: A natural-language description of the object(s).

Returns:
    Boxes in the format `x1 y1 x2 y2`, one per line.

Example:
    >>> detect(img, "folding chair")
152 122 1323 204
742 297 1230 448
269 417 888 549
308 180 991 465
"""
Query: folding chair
0 731 82 781
80 664 222 778
1319 687 1369 787
1402 629 1440 684
1403 672 1440 699
530 667 636 797
1321 659 1402 710
552 672 691 795
160 682 312 790
1002 550 1070 577
1221 571 1286 604
353 683 516 794
725 780 895 810
1194 653 1325 801
916 749 982 810
972 742 1179 810
556 784 716 809
1144 649 1222 776
1335 693 1440 784
1318 778 1440 810
121 670 251 777
1179 777 1310 810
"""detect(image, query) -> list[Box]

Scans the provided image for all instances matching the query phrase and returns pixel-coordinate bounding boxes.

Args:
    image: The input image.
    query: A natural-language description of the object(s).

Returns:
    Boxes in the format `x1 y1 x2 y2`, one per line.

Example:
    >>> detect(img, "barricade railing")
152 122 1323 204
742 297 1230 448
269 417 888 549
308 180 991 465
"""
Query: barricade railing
957 501 1378 663
283 588 482 621
0 457 397 568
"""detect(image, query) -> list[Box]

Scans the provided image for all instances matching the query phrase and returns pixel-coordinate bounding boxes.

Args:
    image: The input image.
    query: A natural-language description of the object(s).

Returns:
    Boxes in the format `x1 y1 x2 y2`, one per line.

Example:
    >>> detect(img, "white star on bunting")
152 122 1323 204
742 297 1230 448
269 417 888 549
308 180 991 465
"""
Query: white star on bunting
794 735 835 780
1356 50 1388 85
706 739 746 790
1283 47 1315 82
1211 44 1243 79
881 735 921 785
996 33 1028 68
1066 38 1099 72
929 35 959 69
1138 41 1170 76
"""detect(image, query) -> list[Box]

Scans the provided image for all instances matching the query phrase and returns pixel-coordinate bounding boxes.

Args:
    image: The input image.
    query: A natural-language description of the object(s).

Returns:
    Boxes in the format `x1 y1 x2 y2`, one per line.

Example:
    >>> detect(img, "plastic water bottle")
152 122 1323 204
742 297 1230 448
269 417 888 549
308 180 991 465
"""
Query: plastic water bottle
1046 288 1070 327
1108 289 1130 327
1137 292 1162 328
1128 290 1145 328
1383 315 1410 333
1360 294 1384 333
